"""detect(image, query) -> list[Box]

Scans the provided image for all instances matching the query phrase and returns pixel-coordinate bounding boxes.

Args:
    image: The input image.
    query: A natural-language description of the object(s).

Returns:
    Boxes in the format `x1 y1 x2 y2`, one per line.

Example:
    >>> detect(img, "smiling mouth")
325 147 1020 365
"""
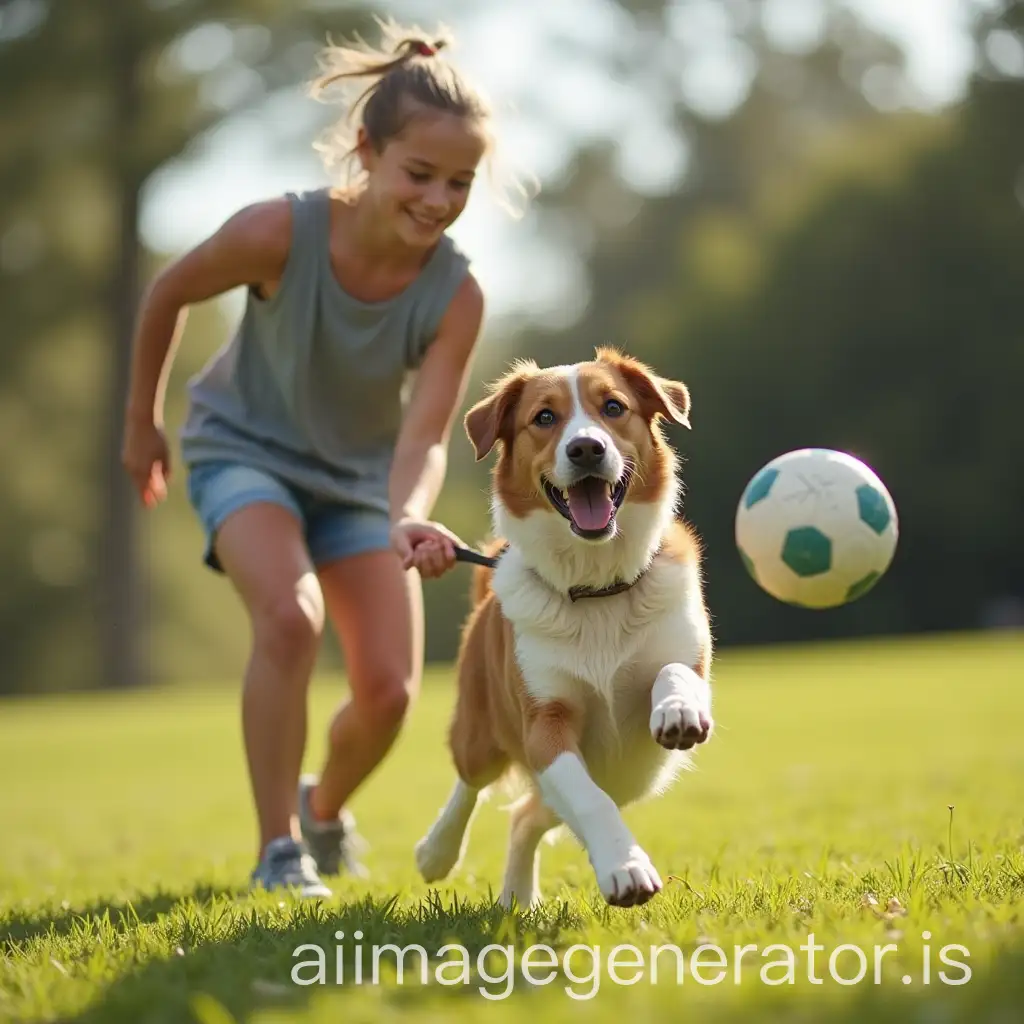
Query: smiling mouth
406 210 443 229
542 469 631 540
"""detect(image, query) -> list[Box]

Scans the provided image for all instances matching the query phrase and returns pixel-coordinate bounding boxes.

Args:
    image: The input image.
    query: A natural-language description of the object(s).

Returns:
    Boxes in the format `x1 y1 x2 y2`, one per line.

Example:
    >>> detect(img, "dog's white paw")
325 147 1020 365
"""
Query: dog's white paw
650 697 712 751
595 847 663 907
498 886 543 911
414 832 462 883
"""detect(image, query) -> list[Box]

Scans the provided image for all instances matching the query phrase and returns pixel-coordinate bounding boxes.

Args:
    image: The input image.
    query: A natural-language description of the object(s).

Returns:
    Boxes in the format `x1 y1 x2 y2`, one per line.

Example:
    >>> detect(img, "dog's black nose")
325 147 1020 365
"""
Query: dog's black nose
567 436 606 466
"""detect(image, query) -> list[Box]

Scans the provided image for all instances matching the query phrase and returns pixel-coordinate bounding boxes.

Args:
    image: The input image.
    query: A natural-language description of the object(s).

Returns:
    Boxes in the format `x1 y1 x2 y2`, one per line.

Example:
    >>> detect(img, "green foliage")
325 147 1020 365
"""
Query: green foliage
2 632 1023 1020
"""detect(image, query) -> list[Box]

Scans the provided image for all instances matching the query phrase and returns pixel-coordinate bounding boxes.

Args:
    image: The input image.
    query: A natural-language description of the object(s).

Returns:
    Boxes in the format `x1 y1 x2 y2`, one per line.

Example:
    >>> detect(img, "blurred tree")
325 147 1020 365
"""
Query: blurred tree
0 0 377 692
496 0 907 363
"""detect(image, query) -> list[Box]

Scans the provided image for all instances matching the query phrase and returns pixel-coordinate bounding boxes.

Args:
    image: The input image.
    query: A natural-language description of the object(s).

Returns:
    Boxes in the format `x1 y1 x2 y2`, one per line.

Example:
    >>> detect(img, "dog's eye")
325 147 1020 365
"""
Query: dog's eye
533 408 556 427
603 398 626 417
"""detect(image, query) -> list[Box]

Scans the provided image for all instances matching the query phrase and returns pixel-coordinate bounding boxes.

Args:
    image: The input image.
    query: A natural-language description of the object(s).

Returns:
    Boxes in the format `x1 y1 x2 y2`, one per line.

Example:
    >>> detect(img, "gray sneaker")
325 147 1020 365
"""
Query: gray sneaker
250 836 333 898
298 774 369 877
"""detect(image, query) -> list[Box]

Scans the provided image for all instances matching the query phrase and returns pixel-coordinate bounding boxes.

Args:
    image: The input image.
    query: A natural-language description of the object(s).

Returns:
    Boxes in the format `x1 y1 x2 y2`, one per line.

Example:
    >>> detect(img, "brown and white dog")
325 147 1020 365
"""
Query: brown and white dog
415 347 714 909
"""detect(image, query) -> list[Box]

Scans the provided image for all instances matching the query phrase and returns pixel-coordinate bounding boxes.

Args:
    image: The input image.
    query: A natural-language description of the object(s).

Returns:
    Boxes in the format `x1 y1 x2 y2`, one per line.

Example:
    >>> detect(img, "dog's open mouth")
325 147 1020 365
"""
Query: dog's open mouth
542 469 631 539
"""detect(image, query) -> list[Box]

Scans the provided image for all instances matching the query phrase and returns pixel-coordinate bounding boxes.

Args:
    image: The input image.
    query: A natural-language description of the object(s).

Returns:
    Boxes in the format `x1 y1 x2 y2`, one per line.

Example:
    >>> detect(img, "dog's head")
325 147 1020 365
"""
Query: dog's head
464 347 690 546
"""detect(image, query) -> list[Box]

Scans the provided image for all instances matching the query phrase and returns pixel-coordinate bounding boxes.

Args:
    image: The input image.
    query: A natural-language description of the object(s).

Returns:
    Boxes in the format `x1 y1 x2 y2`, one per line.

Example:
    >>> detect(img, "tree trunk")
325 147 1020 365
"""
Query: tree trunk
98 20 147 689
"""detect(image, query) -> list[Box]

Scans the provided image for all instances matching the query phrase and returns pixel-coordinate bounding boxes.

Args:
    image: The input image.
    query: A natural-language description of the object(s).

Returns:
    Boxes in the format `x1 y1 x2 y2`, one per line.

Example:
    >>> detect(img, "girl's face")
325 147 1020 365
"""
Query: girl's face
358 108 487 249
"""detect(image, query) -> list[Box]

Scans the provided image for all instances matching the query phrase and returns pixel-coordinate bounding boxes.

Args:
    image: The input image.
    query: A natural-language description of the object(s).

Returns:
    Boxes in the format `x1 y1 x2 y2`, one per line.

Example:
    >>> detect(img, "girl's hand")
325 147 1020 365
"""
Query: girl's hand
390 517 463 579
122 414 171 508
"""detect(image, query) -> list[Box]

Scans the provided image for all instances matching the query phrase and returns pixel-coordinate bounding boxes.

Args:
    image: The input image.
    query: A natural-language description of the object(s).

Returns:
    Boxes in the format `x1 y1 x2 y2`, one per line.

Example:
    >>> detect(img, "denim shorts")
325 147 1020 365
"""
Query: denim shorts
186 460 393 573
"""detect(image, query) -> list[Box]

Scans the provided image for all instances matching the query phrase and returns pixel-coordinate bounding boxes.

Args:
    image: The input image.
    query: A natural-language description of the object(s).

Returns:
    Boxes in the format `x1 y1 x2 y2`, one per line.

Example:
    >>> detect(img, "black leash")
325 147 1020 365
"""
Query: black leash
451 542 651 602
453 544 502 569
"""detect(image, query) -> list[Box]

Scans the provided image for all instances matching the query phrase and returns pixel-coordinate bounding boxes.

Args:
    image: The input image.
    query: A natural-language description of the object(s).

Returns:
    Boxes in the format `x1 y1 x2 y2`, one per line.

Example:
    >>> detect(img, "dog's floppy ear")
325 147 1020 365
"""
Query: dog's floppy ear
598 347 691 428
464 364 534 461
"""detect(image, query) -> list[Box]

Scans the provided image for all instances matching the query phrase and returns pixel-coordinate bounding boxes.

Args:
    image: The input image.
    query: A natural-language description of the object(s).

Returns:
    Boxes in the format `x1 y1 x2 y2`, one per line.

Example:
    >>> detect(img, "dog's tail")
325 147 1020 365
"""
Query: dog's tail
470 537 507 607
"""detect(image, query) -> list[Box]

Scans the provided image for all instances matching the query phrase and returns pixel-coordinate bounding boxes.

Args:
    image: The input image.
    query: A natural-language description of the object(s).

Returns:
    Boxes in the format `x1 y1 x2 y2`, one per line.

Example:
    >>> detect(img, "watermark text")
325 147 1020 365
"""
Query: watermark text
289 930 971 1000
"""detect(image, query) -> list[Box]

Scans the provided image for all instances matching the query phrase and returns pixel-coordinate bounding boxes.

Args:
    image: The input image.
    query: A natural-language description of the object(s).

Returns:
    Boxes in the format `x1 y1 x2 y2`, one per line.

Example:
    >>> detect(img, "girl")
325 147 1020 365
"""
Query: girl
122 20 500 897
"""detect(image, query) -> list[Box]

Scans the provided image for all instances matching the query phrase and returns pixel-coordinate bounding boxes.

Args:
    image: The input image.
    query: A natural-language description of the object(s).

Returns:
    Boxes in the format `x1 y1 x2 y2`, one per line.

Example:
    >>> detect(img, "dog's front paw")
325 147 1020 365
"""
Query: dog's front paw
650 697 712 750
595 847 663 908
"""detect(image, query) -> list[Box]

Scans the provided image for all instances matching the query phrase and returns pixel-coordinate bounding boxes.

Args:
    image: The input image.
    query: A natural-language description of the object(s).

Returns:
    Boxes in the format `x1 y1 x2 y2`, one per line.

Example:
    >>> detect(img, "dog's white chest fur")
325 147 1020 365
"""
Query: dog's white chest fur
491 498 707 686
489 504 710 806
494 555 703 692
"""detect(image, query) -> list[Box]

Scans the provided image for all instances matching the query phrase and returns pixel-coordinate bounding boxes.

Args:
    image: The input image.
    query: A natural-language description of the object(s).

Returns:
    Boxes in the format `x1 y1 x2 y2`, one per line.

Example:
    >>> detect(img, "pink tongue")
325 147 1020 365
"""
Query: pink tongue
567 478 614 531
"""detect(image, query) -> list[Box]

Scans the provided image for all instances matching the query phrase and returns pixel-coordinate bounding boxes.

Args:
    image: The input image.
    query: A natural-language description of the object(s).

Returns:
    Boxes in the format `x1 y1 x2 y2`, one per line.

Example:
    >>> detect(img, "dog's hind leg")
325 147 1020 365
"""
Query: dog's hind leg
415 707 508 884
499 791 557 910
415 777 485 883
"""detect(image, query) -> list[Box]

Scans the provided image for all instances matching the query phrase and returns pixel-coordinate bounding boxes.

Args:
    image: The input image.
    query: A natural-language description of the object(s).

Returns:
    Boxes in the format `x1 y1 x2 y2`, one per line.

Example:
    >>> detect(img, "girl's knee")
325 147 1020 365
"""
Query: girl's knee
253 592 324 670
353 670 418 730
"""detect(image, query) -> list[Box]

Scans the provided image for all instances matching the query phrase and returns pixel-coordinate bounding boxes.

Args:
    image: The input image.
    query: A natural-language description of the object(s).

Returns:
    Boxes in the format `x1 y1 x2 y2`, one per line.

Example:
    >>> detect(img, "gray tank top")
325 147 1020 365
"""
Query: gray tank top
179 187 471 513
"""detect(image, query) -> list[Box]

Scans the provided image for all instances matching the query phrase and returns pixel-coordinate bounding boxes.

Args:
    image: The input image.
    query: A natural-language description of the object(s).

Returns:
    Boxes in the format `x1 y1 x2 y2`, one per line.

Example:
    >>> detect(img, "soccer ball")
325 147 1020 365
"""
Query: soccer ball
734 448 898 609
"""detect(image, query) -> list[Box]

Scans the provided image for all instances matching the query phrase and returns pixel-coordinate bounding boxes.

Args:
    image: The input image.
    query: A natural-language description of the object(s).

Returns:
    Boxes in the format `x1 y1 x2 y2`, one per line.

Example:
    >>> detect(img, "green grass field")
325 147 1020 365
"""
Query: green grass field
2 631 1023 1023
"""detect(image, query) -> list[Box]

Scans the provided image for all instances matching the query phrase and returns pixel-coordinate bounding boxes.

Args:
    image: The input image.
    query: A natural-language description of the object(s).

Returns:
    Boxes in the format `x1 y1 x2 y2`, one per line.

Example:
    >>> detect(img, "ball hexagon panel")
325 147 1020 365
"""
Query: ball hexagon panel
781 526 832 577
742 467 780 509
846 571 881 602
856 483 891 535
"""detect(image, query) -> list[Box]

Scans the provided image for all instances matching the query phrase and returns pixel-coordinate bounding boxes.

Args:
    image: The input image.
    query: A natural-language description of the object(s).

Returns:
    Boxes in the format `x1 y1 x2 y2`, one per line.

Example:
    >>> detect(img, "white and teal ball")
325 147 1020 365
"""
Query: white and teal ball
735 448 898 609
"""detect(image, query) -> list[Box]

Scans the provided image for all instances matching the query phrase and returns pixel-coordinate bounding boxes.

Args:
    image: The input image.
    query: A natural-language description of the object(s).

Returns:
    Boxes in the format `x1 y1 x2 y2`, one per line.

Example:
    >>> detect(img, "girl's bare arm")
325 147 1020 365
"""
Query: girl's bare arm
125 197 292 425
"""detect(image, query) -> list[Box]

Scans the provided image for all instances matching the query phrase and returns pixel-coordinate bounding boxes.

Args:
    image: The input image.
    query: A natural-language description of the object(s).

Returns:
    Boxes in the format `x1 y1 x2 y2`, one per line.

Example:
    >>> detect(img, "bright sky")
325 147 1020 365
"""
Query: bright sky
140 0 999 329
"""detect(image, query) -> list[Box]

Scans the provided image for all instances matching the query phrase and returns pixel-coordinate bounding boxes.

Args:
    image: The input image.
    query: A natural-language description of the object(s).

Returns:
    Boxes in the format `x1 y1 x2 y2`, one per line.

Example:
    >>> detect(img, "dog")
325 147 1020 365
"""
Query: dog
415 347 714 909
